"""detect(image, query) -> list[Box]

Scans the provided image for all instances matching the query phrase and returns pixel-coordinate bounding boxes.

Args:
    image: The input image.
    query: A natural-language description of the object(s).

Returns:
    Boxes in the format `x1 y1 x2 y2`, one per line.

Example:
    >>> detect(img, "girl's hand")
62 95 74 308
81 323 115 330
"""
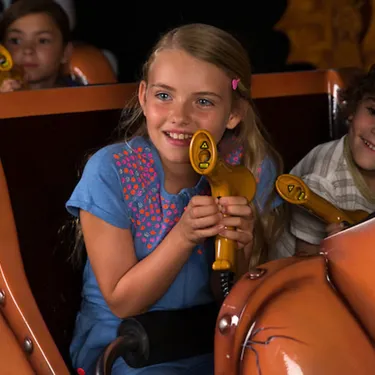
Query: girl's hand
326 222 348 237
217 196 254 249
175 195 223 248
0 78 22 93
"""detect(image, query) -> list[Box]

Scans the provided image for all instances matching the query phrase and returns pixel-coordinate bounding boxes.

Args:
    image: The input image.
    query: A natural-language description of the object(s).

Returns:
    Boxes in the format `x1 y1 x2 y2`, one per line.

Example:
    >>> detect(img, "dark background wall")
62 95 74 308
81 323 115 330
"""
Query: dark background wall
72 1 315 83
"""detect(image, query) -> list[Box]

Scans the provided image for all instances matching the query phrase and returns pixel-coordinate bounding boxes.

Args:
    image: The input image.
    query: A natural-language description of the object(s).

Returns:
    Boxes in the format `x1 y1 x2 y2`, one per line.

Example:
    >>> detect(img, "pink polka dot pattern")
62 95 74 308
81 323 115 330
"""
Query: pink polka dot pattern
222 141 261 183
112 143 197 253
223 143 243 166
110 137 260 256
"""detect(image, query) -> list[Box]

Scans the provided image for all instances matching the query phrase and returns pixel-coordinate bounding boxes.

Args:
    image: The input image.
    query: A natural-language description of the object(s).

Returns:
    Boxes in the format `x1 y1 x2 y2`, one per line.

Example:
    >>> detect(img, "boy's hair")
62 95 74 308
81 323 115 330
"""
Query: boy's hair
118 23 285 267
340 64 375 119
0 0 70 45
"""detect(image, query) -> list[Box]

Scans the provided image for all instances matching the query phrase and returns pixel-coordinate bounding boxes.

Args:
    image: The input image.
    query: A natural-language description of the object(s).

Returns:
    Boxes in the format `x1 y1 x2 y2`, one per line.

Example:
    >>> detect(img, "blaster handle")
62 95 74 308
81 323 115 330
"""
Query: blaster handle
0 45 13 72
189 130 256 273
0 44 26 88
275 174 368 225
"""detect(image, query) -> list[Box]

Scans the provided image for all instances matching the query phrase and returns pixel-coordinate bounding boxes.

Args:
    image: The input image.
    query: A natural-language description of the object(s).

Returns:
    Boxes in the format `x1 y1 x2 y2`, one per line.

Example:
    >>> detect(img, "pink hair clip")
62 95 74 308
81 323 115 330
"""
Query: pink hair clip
232 78 240 90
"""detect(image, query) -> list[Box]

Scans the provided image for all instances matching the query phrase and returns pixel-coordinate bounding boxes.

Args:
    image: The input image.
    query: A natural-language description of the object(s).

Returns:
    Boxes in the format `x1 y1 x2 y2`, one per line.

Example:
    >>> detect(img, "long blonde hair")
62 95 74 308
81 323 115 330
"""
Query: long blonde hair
114 23 285 267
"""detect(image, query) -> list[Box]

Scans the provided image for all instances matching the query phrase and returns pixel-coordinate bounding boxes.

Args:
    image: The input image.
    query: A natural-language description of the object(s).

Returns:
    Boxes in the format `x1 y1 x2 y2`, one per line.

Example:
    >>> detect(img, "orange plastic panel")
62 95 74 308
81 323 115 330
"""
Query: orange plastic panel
0 312 35 375
215 254 375 374
0 161 70 374
322 215 375 343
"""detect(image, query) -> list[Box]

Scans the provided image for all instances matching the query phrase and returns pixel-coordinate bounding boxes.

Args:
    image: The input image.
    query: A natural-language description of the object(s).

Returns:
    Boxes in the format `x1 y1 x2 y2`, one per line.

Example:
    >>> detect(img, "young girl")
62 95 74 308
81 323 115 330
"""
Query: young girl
66 23 284 375
0 0 74 92
273 65 375 259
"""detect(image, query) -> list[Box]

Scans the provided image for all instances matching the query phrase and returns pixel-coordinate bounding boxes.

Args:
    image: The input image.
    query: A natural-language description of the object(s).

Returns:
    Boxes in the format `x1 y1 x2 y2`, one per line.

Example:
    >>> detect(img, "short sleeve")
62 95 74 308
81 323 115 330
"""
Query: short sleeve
65 146 130 229
290 173 336 245
255 157 283 211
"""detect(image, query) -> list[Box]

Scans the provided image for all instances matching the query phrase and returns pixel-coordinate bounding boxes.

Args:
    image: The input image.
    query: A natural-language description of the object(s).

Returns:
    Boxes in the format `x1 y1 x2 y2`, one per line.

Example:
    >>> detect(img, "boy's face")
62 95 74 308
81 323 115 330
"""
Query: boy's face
348 97 375 171
4 12 70 88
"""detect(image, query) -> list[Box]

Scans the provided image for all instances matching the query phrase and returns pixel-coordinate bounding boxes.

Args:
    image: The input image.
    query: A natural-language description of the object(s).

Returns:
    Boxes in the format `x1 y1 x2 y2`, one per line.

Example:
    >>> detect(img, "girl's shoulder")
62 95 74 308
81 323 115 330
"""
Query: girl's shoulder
86 137 157 171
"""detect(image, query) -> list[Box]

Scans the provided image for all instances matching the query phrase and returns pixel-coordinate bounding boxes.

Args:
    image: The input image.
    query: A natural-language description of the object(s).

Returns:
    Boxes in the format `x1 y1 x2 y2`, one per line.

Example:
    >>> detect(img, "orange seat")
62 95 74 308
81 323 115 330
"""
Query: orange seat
0 160 70 374
65 42 118 85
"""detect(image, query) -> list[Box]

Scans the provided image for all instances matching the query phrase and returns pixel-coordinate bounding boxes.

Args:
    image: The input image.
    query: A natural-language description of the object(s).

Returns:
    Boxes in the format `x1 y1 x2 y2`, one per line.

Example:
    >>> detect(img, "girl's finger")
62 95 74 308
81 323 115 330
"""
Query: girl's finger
220 204 252 217
218 196 248 206
219 227 253 246
189 204 221 219
220 216 253 232
189 213 223 230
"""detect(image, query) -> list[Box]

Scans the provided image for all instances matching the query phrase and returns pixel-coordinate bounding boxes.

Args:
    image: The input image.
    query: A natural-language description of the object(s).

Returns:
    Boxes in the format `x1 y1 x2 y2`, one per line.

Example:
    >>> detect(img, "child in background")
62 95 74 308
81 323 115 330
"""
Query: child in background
273 65 375 259
0 0 74 92
66 23 284 374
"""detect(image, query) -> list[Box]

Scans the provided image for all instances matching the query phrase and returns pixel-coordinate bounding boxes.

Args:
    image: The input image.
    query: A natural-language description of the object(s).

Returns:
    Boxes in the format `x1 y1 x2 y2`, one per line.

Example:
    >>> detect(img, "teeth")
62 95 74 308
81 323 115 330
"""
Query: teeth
364 139 375 151
167 132 192 140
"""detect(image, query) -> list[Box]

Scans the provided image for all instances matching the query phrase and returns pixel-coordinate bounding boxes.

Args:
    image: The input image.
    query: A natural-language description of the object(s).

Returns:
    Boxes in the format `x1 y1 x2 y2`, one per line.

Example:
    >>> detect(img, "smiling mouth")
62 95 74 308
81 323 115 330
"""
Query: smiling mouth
362 137 375 151
165 131 193 140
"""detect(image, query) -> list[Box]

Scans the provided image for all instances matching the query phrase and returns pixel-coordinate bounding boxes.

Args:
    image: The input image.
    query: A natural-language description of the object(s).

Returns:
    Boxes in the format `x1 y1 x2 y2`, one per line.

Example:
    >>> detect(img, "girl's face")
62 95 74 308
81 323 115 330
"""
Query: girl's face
348 97 375 172
138 49 244 169
4 12 71 89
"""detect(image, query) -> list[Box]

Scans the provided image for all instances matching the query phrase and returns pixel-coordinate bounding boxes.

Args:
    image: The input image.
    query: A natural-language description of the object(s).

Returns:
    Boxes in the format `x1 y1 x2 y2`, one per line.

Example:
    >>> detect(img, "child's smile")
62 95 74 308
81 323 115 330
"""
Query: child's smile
139 49 242 168
361 136 375 152
164 131 194 147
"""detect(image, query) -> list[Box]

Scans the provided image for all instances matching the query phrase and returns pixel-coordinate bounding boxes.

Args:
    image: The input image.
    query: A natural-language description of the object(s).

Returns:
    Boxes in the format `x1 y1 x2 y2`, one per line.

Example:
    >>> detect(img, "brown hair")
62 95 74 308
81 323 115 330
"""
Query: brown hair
339 64 375 119
0 0 71 45
117 23 285 267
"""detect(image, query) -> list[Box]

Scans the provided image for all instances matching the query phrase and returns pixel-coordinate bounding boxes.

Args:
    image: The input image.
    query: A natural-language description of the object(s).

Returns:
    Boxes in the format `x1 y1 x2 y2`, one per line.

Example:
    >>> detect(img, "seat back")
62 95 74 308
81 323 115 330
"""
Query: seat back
0 160 70 374
65 42 118 85
252 69 348 171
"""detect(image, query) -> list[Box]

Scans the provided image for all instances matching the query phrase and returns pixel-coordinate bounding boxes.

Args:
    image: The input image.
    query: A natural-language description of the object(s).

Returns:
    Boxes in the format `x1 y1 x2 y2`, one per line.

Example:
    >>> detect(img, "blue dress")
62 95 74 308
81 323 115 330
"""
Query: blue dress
66 136 280 374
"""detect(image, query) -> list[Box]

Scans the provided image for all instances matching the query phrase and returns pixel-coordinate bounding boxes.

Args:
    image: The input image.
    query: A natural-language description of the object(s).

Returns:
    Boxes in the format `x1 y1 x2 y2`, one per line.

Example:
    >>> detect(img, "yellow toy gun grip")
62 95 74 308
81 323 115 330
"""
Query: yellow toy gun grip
0 44 26 88
189 130 256 273
0 44 13 72
275 174 368 225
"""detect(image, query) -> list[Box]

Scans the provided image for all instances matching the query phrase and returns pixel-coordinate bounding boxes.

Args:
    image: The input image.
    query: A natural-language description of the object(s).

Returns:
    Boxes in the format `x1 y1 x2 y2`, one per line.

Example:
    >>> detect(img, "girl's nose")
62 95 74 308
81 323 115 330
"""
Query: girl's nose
21 41 36 55
169 101 191 126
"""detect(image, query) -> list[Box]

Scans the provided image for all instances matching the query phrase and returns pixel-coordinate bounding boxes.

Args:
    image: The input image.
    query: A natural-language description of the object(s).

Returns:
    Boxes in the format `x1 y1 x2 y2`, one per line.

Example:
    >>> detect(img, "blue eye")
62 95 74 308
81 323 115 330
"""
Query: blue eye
198 98 213 106
156 92 170 101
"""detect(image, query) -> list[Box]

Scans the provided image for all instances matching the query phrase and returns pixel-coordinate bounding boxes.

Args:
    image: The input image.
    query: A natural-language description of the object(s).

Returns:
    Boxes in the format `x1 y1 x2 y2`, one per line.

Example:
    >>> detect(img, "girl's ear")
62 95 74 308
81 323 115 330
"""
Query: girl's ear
226 98 248 130
226 112 242 130
138 80 147 115
61 42 73 64
346 114 354 127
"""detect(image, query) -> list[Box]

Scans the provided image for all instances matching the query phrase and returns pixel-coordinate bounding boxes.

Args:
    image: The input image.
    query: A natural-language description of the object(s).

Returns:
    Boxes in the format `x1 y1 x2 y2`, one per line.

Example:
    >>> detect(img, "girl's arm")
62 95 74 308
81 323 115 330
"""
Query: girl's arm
80 210 193 318
80 195 222 318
